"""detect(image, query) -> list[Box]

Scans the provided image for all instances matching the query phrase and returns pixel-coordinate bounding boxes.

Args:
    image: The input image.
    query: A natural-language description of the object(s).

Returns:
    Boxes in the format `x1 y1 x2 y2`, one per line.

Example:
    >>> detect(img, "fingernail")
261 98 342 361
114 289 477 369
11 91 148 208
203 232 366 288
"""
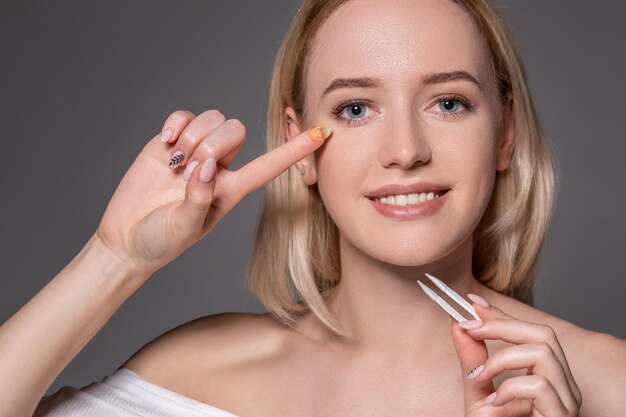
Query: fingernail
169 150 184 169
307 124 332 141
458 319 483 329
161 127 175 142
199 158 216 183
468 293 490 308
183 160 199 181
466 363 484 379
484 392 497 405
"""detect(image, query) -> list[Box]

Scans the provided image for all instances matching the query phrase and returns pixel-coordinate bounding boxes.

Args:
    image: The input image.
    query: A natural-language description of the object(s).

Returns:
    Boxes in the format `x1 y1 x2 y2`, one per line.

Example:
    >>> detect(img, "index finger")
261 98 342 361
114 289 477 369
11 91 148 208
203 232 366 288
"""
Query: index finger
232 125 332 197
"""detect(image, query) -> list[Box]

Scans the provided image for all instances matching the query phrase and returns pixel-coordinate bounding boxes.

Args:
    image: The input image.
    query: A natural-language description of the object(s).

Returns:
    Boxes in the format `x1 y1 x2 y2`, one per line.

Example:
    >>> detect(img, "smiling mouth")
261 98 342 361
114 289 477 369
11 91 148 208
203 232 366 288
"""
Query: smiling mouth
367 189 450 206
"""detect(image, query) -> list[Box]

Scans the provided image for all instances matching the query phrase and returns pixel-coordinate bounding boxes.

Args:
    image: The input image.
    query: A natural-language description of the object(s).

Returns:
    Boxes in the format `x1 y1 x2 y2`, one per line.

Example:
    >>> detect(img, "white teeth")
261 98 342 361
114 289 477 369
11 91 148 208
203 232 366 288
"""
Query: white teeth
374 191 442 206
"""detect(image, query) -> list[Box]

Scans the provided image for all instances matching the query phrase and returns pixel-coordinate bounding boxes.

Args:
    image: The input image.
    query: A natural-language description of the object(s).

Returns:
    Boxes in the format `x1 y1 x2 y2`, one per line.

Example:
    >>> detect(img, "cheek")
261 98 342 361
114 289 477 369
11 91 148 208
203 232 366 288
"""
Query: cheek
314 132 377 227
439 120 500 222
435 112 499 174
315 132 375 183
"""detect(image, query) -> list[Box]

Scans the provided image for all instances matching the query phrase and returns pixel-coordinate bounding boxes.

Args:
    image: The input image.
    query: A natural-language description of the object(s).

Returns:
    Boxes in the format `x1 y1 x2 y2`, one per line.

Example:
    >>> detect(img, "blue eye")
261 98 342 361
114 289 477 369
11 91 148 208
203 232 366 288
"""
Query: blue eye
331 99 372 126
434 96 475 120
438 99 461 113
345 104 366 119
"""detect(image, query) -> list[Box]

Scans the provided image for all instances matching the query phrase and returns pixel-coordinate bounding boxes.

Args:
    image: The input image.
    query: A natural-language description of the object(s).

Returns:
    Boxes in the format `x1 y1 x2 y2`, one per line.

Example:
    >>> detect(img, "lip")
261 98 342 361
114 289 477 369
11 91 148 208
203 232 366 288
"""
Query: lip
367 189 450 219
365 182 451 199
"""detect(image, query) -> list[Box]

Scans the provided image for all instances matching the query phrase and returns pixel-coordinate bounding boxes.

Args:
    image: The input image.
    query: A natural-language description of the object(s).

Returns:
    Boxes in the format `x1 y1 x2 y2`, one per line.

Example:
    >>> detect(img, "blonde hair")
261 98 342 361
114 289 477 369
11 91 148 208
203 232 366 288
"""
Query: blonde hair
247 0 556 339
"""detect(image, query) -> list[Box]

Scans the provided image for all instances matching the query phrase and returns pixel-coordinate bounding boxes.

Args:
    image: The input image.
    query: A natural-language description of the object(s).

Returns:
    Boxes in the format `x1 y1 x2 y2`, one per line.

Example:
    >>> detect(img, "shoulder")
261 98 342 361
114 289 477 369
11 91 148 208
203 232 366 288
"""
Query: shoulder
486 289 626 416
121 311 290 397
557 325 626 416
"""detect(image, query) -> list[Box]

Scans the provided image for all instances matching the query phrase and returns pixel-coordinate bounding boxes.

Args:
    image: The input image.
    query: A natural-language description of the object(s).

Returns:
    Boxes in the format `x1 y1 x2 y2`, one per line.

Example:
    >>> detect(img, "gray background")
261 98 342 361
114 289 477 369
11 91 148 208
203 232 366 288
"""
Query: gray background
1 0 624 396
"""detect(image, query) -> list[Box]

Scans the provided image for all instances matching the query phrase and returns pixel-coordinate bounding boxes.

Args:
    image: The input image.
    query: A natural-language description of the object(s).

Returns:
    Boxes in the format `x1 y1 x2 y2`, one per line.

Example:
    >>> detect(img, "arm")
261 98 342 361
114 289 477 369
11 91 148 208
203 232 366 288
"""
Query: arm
0 233 150 417
0 109 328 417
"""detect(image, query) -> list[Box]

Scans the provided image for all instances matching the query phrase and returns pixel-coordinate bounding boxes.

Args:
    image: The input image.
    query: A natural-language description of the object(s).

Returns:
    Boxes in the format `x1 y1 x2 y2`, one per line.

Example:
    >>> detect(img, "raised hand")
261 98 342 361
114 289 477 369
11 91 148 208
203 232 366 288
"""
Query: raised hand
452 297 583 417
95 109 330 276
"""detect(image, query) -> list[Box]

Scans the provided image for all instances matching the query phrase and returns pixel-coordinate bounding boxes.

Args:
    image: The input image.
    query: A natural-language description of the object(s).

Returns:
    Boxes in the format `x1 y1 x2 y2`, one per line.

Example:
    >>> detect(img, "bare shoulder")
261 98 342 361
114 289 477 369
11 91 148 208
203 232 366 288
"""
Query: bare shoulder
121 311 290 399
487 290 626 416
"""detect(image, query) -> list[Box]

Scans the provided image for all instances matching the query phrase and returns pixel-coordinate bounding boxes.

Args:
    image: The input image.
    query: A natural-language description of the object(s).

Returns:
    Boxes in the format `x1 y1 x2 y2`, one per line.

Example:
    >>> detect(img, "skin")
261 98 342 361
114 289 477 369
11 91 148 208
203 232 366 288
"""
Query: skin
9 1 624 416
120 0 626 416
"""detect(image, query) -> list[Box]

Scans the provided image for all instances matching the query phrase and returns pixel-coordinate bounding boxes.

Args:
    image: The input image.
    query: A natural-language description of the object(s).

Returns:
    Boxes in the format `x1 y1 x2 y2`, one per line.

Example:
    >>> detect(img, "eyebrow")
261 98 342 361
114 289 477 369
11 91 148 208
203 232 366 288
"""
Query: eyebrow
422 71 481 87
321 71 481 97
321 77 381 97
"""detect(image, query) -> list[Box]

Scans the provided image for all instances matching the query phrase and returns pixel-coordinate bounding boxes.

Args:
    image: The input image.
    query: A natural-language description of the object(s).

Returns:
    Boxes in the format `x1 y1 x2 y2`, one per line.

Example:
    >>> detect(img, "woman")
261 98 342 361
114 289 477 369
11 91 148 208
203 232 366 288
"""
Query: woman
2 0 624 416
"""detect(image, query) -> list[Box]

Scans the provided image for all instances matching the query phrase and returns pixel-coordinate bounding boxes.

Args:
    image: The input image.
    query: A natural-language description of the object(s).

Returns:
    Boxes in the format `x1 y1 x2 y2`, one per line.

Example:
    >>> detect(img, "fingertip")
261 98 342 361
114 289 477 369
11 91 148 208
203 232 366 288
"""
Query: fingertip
183 160 200 181
484 391 497 405
161 126 175 143
306 124 332 142
199 158 217 183
451 320 471 346
469 299 514 320
467 293 490 308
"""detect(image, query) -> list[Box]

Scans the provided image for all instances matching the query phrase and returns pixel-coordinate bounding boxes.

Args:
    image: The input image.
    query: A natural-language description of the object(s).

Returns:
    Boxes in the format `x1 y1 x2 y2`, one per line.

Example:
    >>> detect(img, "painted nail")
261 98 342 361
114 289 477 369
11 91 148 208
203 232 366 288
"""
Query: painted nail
307 124 332 141
468 293 490 308
169 150 184 169
161 127 175 142
466 363 484 379
199 158 216 183
484 392 497 405
459 319 483 329
183 160 199 181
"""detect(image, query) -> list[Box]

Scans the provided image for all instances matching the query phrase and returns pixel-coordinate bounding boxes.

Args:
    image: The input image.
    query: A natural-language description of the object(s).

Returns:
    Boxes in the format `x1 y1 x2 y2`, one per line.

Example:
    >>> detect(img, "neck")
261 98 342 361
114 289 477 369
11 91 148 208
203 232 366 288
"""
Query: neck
319 235 484 360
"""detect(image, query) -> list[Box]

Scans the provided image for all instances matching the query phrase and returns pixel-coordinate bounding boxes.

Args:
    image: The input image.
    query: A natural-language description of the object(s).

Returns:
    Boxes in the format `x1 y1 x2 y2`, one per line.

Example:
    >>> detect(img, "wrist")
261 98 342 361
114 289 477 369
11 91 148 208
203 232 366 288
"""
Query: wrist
79 232 152 287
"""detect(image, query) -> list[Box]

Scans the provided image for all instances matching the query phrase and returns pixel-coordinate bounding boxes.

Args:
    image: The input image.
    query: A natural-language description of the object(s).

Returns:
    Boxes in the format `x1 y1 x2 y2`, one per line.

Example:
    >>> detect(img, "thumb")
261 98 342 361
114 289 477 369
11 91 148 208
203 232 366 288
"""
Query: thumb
173 157 217 235
451 320 494 411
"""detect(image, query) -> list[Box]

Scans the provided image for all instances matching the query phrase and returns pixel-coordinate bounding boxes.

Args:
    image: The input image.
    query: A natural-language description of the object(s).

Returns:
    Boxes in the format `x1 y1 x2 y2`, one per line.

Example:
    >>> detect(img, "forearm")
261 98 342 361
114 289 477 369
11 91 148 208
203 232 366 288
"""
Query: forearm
0 232 151 417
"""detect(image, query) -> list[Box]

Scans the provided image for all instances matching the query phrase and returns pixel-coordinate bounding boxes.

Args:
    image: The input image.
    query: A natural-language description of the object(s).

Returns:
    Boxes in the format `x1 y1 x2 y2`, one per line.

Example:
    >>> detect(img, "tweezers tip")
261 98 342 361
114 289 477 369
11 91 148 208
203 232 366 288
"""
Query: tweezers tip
416 280 436 300
425 272 447 290
425 273 441 285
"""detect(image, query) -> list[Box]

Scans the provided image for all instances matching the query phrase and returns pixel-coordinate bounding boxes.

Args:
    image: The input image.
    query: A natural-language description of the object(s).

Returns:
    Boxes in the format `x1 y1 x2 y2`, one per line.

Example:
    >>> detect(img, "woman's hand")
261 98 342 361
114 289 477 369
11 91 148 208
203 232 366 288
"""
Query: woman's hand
451 297 583 417
95 109 329 276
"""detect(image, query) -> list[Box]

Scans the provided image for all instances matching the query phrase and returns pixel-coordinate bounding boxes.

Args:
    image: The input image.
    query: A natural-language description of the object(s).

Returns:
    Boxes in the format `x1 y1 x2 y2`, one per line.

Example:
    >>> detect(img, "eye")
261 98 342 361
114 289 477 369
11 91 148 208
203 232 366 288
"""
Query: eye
344 103 367 119
439 99 461 113
431 95 475 120
331 99 373 126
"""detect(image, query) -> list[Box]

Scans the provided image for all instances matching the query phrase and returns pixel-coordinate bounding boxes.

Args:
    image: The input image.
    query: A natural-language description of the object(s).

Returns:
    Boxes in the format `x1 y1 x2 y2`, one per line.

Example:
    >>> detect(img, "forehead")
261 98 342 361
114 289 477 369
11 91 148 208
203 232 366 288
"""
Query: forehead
305 0 494 95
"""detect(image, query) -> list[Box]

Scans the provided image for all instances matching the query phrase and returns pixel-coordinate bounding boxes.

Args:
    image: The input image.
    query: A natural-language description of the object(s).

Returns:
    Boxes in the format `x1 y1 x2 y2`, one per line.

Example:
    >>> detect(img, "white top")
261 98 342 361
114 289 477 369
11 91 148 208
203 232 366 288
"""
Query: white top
34 367 242 417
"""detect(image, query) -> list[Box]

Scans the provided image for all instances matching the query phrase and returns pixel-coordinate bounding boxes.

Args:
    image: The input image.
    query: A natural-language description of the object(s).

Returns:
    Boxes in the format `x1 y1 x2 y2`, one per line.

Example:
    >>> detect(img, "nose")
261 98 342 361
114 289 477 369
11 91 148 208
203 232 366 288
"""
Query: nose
379 110 431 170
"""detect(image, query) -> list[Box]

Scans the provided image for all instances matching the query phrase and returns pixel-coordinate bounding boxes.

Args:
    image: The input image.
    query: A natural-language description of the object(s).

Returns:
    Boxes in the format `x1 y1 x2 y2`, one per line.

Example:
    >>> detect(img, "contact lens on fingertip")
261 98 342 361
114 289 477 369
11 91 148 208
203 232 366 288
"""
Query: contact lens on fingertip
307 124 332 141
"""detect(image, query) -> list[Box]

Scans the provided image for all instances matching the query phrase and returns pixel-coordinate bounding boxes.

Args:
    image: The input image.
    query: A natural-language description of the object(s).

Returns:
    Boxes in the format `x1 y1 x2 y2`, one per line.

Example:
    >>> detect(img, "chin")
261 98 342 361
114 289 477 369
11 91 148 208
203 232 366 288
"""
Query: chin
358 236 462 268
375 251 444 268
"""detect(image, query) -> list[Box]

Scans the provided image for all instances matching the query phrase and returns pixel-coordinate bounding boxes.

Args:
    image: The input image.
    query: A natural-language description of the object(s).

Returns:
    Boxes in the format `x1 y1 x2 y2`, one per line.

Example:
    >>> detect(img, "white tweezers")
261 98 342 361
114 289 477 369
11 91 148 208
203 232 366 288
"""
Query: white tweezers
416 273 480 323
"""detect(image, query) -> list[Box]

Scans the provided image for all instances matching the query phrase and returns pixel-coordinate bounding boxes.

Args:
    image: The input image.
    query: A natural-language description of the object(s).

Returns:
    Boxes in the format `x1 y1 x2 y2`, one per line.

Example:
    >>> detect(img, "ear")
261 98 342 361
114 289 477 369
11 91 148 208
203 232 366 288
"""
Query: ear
285 106 318 185
495 95 515 172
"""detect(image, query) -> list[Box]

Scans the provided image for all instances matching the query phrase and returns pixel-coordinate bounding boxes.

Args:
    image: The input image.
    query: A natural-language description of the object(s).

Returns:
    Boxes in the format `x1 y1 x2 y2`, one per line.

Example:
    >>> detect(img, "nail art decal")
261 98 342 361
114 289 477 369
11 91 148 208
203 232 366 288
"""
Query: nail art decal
466 363 484 379
169 150 184 169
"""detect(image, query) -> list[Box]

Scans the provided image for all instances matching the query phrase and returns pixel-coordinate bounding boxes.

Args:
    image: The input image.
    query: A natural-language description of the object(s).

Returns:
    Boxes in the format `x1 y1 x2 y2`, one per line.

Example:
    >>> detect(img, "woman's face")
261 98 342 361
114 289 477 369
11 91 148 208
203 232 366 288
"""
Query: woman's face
292 0 513 266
